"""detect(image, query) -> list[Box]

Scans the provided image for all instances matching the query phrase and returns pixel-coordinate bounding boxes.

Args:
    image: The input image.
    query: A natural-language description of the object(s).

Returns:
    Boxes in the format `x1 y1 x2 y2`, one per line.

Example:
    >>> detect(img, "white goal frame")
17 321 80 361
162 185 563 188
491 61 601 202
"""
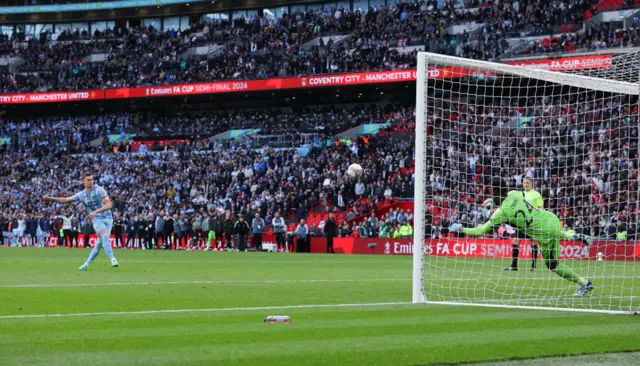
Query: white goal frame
412 52 639 315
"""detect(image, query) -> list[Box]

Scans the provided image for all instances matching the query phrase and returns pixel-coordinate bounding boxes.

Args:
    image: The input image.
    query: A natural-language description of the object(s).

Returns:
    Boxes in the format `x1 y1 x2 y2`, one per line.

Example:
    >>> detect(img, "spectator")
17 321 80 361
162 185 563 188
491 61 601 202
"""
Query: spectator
296 219 309 253
126 215 139 249
155 211 165 249
235 216 250 251
324 212 337 254
113 212 125 249
252 212 264 251
164 213 174 250
272 211 286 252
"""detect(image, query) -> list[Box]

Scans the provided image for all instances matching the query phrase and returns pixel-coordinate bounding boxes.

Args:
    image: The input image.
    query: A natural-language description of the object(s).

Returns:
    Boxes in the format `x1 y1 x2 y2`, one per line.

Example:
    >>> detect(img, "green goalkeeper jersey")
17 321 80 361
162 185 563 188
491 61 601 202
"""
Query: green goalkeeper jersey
524 189 544 209
464 191 560 242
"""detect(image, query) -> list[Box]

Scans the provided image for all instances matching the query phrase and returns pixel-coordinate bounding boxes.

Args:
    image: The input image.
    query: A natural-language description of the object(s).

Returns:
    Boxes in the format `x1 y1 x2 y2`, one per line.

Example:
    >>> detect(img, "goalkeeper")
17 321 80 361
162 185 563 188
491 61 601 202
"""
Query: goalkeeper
463 178 594 296
508 177 543 271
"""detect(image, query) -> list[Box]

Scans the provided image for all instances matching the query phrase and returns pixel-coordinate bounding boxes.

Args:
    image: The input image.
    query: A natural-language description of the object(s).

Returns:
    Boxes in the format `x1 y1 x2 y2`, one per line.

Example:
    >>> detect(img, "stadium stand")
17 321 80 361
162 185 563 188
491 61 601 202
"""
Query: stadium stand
2 1 640 93
0 0 638 251
1 92 638 248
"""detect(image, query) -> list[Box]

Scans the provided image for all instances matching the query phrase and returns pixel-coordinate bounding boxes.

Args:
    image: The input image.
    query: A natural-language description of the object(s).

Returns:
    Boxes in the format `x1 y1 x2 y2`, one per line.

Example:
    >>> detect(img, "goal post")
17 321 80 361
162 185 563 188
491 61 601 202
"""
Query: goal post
412 52 429 304
413 52 639 314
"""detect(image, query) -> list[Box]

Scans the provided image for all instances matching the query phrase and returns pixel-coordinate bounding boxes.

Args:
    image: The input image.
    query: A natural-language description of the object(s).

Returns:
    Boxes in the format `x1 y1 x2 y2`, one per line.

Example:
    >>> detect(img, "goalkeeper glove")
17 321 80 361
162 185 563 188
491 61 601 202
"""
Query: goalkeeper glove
450 223 464 233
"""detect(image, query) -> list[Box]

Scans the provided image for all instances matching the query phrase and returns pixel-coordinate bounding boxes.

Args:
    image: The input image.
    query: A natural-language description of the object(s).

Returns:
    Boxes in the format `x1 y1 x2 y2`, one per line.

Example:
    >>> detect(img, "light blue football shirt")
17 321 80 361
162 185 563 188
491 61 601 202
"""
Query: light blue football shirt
71 185 113 220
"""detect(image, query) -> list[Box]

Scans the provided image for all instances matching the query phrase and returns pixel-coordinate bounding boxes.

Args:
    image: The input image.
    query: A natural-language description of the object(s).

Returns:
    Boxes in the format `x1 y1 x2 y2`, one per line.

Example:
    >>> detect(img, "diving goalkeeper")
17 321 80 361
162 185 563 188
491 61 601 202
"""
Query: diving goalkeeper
461 178 594 296
508 177 543 272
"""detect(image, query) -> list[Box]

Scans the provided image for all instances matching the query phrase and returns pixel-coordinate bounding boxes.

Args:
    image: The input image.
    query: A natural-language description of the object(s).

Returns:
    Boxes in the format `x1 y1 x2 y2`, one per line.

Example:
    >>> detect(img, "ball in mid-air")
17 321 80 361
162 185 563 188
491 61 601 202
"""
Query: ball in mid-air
347 163 363 178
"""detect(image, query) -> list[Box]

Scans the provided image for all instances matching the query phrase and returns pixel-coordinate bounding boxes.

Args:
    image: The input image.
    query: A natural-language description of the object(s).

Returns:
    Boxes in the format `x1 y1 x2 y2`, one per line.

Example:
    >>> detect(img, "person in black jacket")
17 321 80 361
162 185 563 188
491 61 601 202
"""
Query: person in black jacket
122 214 130 247
222 214 235 250
0 214 8 246
212 213 223 249
324 213 337 254
113 212 125 249
137 216 147 249
234 216 250 251
163 213 174 250
143 214 154 250
26 215 38 247
337 223 350 237
425 210 433 239
126 215 140 249
184 216 194 249
69 215 80 248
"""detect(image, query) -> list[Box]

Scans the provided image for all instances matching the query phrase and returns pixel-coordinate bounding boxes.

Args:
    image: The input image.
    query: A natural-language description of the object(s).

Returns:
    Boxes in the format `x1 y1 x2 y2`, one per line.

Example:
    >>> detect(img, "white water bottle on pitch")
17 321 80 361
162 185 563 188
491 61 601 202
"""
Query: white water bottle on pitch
264 316 291 323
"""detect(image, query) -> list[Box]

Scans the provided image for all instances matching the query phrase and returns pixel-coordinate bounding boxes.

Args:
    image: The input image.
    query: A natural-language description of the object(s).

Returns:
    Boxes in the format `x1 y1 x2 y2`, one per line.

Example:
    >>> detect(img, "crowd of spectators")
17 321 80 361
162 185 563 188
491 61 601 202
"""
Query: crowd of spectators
3 0 639 93
1 1 639 249
0 104 398 157
0 105 416 249
0 113 135 156
521 23 640 56
1 92 638 248
423 92 639 241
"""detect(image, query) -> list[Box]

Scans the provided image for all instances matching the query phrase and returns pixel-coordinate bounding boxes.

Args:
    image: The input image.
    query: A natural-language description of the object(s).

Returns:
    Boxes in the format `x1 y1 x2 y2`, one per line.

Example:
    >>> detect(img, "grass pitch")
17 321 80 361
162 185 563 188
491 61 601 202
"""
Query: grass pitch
0 248 638 366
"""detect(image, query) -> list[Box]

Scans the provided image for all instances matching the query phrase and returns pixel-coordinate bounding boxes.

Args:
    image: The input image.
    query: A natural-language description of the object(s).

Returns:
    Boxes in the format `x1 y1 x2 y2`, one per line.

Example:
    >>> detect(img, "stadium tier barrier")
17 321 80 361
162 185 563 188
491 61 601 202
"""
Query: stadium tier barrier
30 233 640 259
0 55 613 104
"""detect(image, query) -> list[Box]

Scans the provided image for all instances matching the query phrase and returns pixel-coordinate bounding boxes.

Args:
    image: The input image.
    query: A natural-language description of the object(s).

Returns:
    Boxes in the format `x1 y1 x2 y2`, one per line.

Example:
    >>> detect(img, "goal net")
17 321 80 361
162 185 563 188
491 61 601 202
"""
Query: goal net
413 52 639 314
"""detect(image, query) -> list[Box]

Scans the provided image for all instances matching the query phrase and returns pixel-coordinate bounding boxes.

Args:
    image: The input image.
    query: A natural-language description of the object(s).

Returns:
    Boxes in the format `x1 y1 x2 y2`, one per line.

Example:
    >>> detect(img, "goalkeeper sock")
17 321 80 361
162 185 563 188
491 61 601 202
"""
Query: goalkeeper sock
531 246 538 269
553 264 587 286
511 245 519 267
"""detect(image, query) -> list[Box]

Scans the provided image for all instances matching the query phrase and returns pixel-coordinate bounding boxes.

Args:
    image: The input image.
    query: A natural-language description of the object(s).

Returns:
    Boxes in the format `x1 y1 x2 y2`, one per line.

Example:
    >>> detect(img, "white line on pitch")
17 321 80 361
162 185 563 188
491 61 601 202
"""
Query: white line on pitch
0 278 411 289
0 258 411 265
0 302 413 320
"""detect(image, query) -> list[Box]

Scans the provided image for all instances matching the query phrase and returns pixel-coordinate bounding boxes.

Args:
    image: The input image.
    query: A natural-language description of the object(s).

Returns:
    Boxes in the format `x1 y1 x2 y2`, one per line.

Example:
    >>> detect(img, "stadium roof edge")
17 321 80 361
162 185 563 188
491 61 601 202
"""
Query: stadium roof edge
0 0 323 23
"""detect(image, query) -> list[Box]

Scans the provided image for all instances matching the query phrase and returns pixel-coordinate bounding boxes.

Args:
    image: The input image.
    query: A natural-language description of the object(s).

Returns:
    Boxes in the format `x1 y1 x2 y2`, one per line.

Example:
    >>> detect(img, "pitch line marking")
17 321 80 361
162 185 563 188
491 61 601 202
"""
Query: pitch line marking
0 258 411 265
0 302 413 319
0 278 411 289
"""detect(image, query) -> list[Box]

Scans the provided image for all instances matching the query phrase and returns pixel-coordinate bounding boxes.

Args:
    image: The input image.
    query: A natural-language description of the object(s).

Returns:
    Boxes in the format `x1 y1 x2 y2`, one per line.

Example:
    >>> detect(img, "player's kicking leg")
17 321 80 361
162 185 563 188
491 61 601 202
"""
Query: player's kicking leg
79 219 118 271
540 239 593 296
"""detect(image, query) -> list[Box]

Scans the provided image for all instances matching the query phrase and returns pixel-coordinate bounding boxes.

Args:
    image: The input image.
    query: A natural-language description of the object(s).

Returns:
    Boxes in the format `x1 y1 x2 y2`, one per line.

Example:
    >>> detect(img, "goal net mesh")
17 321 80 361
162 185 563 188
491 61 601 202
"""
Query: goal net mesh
414 52 639 314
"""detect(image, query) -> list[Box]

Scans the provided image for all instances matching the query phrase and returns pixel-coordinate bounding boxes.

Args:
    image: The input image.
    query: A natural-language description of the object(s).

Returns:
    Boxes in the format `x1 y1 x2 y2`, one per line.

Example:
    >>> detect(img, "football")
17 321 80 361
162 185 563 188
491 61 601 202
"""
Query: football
347 163 363 178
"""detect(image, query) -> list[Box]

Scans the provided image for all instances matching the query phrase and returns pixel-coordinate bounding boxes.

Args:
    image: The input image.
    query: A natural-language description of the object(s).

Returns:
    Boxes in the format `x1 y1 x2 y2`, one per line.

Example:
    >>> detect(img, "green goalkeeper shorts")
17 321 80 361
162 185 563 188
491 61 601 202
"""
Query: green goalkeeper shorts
523 210 563 244
538 239 560 262
208 231 216 241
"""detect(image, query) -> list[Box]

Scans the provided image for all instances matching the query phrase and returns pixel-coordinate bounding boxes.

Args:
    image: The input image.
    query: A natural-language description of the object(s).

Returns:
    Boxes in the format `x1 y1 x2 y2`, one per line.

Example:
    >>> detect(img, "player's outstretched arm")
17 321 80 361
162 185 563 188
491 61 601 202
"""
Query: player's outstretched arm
459 207 509 237
462 222 493 236
43 196 73 204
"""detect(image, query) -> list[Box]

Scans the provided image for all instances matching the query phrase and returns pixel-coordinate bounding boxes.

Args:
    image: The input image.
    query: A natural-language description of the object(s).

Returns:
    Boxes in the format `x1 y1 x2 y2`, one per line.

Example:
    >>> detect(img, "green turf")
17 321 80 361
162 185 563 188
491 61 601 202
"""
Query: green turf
0 248 638 366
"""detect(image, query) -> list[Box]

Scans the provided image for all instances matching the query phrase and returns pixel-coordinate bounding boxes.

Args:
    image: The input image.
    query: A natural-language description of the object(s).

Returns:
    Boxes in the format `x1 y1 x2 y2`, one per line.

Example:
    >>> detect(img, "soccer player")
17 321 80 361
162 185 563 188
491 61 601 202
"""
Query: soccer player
44 172 119 270
505 177 544 272
459 178 594 296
